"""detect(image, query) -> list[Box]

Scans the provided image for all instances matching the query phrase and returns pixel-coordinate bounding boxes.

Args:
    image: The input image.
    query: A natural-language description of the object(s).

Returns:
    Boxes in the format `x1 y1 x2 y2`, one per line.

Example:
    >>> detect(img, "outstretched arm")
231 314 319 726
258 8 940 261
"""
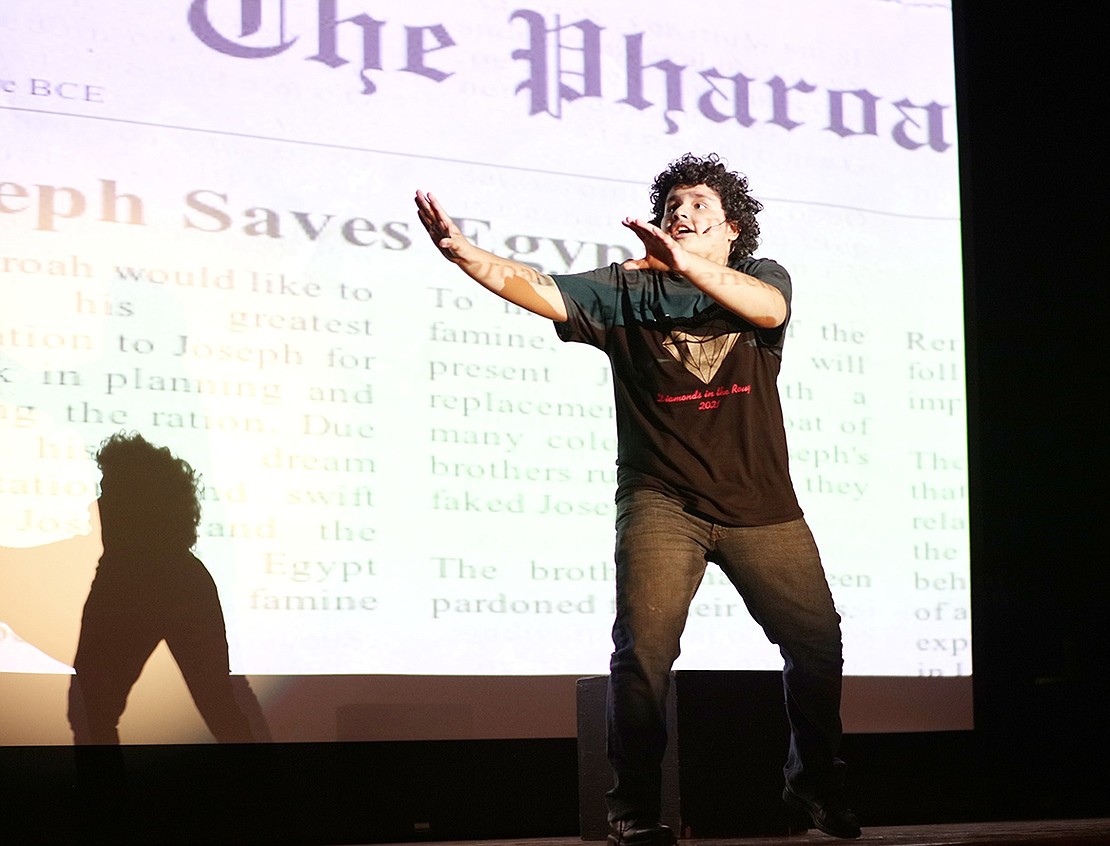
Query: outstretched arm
415 191 568 322
622 217 787 329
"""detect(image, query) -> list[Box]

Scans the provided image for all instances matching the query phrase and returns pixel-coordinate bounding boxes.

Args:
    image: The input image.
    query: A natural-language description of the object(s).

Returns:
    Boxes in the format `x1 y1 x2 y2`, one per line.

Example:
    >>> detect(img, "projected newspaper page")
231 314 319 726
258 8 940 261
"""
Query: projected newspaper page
1 0 969 740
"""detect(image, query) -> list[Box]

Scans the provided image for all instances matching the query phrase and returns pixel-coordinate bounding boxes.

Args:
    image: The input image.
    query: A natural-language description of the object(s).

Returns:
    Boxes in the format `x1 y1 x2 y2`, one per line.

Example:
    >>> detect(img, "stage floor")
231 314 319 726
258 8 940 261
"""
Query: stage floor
373 819 1110 846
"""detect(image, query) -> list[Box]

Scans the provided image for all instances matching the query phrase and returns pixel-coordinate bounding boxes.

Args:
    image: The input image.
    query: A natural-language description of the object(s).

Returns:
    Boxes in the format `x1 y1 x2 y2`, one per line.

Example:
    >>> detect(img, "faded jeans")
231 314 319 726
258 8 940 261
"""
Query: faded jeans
606 488 845 823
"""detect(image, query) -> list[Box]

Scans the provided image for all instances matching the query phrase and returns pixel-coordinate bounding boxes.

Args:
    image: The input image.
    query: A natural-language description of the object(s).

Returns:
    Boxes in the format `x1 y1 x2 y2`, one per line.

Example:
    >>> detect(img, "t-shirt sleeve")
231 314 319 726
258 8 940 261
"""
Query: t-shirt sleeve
742 257 791 304
736 257 793 346
550 263 624 348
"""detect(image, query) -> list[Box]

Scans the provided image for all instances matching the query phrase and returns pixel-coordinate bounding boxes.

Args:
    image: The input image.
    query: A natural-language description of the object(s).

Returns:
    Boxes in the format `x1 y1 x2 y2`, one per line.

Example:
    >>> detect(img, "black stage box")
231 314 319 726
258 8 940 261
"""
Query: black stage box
577 671 808 839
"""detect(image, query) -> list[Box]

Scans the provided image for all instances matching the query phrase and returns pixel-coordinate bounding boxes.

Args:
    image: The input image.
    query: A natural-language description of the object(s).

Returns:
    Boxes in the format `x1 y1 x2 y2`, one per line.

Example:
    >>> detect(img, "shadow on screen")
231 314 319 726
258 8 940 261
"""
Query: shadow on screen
67 432 268 745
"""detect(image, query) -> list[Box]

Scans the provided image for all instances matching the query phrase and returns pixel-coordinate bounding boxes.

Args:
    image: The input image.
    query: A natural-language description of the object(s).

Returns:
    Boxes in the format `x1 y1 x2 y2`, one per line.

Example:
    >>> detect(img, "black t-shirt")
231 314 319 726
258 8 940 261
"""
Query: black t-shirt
552 258 802 527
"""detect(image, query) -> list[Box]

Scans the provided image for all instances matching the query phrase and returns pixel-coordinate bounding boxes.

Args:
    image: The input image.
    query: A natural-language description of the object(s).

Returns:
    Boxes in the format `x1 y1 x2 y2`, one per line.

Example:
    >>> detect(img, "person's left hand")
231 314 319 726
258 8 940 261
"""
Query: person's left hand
620 217 689 274
620 252 670 272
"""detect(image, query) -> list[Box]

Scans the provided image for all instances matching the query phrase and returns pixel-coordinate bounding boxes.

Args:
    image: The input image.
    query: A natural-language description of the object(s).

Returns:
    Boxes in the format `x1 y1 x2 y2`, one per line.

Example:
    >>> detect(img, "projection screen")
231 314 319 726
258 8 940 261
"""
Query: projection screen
1 0 971 744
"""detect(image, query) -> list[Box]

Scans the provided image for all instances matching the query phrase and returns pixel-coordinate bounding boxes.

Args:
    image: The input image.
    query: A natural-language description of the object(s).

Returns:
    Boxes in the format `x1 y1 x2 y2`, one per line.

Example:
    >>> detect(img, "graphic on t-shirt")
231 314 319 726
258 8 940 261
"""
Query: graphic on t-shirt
661 320 741 383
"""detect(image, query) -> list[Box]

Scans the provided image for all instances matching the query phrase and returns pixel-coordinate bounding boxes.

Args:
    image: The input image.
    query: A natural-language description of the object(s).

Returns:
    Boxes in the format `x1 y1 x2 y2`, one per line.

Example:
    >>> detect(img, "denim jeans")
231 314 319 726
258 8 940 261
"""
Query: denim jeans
605 488 845 823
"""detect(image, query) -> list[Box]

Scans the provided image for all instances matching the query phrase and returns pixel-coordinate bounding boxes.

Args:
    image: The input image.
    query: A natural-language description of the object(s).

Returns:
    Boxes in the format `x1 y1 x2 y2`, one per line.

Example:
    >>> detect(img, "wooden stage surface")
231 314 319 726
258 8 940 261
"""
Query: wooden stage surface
374 819 1110 846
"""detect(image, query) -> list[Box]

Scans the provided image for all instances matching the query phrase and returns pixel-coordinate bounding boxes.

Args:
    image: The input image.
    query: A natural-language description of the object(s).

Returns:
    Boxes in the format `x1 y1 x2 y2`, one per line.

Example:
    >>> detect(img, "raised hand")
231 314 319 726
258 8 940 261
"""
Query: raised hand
620 217 689 274
414 190 470 263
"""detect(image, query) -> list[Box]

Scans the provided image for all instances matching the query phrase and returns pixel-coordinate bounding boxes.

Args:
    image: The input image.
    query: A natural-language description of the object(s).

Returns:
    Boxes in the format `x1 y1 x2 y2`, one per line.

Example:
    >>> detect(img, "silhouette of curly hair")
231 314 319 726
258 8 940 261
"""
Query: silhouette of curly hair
95 432 202 549
649 152 764 262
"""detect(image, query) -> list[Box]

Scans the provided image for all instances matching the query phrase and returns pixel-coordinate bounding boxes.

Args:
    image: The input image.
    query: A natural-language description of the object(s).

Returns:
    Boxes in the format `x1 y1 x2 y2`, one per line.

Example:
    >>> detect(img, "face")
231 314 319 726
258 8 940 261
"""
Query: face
660 183 738 264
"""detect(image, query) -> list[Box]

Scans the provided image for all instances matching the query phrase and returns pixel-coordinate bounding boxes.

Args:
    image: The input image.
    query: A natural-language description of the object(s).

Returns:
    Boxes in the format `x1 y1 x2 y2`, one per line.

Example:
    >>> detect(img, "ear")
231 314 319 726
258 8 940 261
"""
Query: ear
726 221 740 243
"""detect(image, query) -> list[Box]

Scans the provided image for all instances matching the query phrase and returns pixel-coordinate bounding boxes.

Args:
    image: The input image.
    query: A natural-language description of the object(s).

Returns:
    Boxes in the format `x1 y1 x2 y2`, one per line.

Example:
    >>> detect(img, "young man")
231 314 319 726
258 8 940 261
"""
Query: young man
415 153 859 841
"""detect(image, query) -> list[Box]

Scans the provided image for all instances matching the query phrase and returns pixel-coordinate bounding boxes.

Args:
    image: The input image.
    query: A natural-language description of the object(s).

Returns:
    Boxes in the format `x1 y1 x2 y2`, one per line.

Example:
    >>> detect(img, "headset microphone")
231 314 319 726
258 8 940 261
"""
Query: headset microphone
700 220 726 235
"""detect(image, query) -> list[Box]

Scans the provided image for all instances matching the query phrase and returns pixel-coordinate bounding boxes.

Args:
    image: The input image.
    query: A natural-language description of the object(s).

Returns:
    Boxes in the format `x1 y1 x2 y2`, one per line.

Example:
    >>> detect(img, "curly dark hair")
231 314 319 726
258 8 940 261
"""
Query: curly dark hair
96 432 203 549
649 152 763 261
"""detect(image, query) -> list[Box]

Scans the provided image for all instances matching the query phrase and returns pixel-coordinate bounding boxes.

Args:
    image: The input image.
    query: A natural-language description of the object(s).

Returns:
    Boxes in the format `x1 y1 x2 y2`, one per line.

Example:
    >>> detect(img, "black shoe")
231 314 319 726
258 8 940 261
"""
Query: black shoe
782 785 861 839
607 820 677 846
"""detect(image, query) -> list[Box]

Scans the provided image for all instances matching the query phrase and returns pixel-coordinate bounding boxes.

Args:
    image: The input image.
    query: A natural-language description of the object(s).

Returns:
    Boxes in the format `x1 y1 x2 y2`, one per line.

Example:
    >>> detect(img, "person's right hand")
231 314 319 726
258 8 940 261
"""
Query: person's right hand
415 190 470 263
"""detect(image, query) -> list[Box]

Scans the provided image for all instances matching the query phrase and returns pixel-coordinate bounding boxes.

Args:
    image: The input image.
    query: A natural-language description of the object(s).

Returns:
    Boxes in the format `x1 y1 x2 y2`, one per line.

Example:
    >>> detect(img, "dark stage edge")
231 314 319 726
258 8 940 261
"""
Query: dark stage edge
368 819 1110 846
